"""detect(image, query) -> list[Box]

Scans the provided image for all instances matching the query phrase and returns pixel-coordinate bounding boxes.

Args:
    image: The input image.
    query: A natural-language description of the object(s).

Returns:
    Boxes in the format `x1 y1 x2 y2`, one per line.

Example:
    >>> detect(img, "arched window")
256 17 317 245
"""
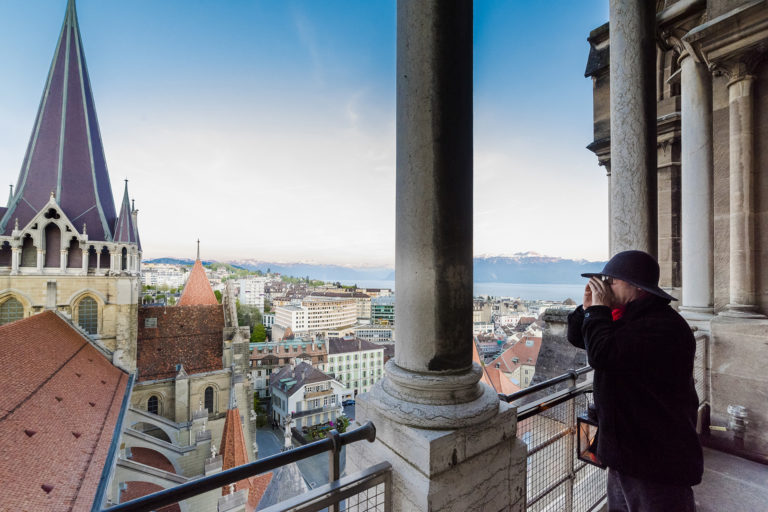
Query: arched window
204 386 214 414
67 238 82 268
0 298 23 325
77 296 98 334
121 247 128 270
20 235 36 267
0 241 11 266
87 246 97 269
147 395 159 415
44 223 61 268
99 246 110 269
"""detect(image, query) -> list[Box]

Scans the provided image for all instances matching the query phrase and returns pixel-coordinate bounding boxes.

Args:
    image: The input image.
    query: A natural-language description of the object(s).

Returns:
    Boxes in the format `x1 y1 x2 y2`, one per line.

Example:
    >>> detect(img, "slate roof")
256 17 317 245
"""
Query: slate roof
270 362 334 398
1 0 118 241
178 259 219 306
220 408 272 511
0 311 129 510
328 337 381 354
114 181 139 247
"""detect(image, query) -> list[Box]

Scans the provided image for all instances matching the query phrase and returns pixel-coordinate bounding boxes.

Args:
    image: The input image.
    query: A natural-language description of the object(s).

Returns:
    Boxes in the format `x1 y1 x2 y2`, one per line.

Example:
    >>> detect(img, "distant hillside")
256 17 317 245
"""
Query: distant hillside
144 253 605 285
473 253 605 284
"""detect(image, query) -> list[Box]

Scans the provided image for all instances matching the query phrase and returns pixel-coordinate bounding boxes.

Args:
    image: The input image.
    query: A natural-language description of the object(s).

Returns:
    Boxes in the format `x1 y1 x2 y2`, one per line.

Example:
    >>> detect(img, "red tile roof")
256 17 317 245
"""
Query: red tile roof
120 482 180 512
473 340 520 394
220 408 272 511
0 311 128 510
490 336 542 374
137 305 224 381
178 259 219 306
130 447 176 474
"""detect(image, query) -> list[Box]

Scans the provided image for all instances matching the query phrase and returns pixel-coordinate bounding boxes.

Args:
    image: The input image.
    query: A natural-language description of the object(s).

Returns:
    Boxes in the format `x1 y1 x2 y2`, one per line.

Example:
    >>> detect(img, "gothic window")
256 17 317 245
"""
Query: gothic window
67 238 82 268
44 223 61 268
0 298 23 325
204 386 214 414
20 235 36 267
147 395 159 415
0 241 11 266
87 246 97 269
99 246 110 268
121 247 127 270
77 296 98 334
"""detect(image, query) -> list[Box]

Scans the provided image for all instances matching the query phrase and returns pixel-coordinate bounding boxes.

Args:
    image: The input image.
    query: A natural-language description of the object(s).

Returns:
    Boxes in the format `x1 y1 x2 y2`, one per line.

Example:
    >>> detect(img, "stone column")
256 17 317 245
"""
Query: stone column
10 246 20 275
36 249 43 271
347 2 526 510
723 63 763 317
608 0 657 255
679 52 714 321
60 249 68 272
81 245 88 275
95 249 101 270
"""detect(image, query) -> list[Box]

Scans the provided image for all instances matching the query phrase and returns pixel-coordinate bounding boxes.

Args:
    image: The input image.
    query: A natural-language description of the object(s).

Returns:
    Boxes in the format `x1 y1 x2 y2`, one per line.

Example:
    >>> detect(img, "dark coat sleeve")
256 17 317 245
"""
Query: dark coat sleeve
566 305 587 349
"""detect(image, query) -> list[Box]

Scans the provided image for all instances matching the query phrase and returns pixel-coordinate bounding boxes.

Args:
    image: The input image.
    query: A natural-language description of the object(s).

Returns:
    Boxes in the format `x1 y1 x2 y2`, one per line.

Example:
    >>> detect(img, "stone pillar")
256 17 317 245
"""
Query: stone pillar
175 366 190 423
347 2 527 510
95 249 101 270
10 246 20 275
679 53 714 322
608 0 657 255
81 245 88 275
723 63 763 317
60 249 67 272
36 249 43 271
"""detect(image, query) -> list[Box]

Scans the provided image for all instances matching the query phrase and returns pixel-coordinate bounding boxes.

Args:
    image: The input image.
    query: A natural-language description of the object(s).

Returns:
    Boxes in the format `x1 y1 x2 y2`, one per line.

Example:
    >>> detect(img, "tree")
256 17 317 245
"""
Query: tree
214 290 222 303
251 323 267 343
168 296 177 306
237 303 262 330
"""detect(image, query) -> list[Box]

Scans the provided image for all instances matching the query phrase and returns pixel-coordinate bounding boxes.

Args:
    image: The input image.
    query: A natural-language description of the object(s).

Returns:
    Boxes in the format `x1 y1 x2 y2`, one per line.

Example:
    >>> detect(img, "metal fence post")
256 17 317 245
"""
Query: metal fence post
565 370 577 512
327 429 341 512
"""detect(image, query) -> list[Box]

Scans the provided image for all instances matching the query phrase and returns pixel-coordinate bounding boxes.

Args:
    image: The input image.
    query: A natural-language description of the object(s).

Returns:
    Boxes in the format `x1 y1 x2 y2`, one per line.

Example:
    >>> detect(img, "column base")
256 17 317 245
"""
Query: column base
680 306 715 332
347 388 527 512
719 304 766 319
374 361 501 429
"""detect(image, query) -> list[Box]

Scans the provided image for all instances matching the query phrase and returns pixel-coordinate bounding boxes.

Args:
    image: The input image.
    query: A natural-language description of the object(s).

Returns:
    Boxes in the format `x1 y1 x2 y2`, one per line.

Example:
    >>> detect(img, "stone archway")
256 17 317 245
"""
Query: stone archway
44 223 61 267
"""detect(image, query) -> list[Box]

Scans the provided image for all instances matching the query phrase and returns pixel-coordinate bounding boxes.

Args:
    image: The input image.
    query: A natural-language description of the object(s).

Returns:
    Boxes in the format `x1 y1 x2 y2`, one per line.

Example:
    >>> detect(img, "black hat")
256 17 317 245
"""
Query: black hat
581 250 677 301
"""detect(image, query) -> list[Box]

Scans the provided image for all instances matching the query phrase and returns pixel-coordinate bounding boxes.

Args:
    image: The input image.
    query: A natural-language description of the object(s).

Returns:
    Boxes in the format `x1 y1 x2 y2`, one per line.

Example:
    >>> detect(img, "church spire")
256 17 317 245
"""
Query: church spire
114 180 139 246
0 0 118 240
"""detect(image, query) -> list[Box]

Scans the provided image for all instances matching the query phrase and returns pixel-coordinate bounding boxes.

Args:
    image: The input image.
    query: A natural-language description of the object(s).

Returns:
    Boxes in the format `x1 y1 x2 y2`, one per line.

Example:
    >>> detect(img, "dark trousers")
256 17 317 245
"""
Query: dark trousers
607 468 696 512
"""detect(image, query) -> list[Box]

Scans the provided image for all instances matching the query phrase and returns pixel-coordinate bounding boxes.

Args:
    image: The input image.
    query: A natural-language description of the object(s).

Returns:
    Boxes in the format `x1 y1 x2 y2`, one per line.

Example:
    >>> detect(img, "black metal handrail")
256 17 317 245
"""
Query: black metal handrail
103 421 377 512
498 366 593 403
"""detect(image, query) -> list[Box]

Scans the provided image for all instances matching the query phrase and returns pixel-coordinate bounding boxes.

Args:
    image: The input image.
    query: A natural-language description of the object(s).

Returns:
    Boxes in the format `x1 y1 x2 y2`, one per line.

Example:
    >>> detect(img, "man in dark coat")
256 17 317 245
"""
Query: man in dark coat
567 250 702 512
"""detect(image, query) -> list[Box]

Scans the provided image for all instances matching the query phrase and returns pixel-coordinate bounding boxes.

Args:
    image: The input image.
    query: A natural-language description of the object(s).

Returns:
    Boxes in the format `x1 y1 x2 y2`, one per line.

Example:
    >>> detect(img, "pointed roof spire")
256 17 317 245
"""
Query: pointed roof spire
177 254 218 306
219 408 272 506
114 180 139 245
1 0 117 240
197 238 200 261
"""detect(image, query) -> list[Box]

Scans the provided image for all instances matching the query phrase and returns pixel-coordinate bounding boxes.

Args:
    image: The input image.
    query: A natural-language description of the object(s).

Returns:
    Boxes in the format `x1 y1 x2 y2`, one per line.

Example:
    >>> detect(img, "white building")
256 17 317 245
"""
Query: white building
353 325 394 343
270 362 344 430
140 263 189 289
238 276 266 312
328 337 385 400
273 296 356 336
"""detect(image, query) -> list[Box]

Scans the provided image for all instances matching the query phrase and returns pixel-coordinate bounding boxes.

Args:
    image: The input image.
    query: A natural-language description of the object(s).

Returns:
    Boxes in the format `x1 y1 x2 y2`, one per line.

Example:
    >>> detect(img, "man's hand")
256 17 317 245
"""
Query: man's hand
588 277 614 308
583 283 593 309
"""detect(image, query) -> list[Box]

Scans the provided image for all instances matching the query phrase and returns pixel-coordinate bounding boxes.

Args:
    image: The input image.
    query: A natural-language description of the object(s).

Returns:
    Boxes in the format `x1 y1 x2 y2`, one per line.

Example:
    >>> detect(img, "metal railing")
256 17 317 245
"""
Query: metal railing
500 367 607 512
104 421 391 512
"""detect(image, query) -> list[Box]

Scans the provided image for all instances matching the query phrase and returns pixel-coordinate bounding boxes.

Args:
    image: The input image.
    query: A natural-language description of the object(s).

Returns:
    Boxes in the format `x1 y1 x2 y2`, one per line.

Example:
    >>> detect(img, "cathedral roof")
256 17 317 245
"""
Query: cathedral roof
114 181 139 246
219 408 272 511
0 0 118 241
0 311 129 509
178 259 219 306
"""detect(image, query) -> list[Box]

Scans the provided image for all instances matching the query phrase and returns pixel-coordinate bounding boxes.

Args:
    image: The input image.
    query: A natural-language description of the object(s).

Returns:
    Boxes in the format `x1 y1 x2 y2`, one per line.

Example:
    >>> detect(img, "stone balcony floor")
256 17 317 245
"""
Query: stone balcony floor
694 447 768 512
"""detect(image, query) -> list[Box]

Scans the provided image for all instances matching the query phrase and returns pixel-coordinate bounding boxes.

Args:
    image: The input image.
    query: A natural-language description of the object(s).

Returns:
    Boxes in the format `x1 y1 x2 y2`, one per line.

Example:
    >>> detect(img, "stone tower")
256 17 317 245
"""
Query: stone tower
0 0 140 370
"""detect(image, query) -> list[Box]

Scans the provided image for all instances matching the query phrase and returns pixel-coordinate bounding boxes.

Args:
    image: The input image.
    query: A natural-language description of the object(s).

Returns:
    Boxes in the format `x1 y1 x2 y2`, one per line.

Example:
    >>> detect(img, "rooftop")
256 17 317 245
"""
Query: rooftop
0 311 129 509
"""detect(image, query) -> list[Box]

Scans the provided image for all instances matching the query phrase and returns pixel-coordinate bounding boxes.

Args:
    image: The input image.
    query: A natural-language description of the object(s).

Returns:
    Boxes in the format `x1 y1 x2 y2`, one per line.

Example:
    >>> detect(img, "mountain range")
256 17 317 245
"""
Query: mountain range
144 252 605 285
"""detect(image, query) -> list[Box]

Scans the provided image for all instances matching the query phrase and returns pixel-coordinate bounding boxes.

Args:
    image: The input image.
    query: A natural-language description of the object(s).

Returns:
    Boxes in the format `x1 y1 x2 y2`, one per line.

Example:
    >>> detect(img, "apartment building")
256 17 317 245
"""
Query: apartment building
270 362 344 429
238 276 266 311
328 337 385 400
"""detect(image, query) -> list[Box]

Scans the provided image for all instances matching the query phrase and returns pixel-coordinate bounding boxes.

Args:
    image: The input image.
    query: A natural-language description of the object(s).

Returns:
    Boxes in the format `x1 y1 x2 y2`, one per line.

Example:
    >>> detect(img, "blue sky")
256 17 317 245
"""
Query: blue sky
0 1 609 265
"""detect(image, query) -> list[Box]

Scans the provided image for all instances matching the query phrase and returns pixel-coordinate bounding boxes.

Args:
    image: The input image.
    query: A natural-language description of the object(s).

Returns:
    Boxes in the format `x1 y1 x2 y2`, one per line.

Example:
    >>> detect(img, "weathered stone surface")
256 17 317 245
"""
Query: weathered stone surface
348 392 526 512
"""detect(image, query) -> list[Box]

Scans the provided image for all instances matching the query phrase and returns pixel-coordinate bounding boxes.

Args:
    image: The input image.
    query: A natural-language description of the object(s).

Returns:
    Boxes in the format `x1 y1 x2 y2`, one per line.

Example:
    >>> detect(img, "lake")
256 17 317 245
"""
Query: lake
340 280 586 302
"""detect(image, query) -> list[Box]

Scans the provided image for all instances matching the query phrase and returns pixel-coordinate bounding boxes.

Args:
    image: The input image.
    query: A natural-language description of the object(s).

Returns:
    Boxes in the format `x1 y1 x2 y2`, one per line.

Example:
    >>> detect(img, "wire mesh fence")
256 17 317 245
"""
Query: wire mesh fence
517 383 606 512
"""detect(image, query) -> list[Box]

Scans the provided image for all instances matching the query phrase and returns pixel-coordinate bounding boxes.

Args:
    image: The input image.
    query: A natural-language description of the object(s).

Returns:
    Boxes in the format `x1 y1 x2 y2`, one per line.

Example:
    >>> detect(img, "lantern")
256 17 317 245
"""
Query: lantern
577 412 606 468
